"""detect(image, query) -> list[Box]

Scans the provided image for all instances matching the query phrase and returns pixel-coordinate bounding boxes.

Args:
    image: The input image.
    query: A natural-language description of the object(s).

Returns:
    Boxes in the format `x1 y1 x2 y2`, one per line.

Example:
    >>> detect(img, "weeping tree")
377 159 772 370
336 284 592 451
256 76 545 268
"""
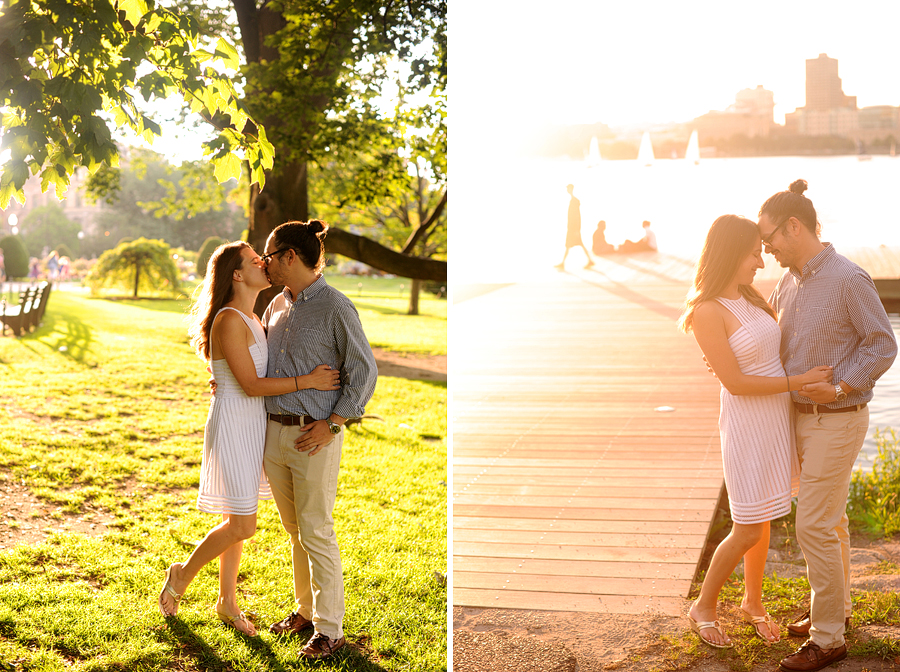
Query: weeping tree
0 0 447 290
84 237 180 297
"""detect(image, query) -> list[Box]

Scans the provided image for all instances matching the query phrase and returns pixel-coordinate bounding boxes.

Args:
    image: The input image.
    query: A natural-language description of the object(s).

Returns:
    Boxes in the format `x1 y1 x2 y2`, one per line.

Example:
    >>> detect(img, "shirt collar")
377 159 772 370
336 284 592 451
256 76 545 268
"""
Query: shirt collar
282 275 327 303
790 242 835 280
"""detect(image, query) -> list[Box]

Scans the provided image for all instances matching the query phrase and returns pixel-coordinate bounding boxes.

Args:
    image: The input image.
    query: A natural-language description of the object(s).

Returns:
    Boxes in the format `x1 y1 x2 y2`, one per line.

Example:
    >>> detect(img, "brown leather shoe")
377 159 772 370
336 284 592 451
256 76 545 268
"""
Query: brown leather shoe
779 640 847 671
268 611 313 635
786 611 851 637
300 632 346 659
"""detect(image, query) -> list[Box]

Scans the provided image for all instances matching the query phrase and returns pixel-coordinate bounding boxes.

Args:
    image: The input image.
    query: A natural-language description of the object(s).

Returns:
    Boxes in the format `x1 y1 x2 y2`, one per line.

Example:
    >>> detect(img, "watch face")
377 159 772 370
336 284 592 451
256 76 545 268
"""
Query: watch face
330 424 341 434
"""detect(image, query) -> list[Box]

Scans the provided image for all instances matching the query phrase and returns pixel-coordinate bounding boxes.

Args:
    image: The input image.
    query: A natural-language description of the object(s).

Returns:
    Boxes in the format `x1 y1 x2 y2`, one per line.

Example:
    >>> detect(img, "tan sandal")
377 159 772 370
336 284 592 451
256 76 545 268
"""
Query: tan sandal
158 565 182 617
216 605 258 637
688 613 732 649
741 608 778 644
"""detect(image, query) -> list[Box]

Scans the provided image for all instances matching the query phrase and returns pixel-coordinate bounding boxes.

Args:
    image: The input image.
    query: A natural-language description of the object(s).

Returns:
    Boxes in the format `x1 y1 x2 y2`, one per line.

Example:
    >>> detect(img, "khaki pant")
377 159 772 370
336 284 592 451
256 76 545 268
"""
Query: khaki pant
795 406 868 649
264 419 345 639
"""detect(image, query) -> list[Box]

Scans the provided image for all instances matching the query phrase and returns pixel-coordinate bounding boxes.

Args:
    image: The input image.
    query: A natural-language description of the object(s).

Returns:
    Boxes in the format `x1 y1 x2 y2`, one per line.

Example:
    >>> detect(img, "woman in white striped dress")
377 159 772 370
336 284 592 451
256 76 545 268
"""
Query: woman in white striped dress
678 215 832 648
157 241 340 635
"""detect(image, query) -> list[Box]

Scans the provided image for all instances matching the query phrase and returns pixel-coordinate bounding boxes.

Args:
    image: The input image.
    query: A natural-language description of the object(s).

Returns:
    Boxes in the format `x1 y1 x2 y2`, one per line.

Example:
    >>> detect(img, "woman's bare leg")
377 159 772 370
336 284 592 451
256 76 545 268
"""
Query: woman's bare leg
159 512 256 615
741 520 779 641
689 522 764 646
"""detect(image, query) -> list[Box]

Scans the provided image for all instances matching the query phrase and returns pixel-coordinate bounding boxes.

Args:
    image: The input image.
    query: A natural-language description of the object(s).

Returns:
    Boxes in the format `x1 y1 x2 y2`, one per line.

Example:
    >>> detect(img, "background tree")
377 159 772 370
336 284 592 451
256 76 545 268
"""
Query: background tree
82 149 244 258
196 235 225 276
19 204 81 259
0 235 29 278
0 0 446 288
0 0 273 208
84 237 180 298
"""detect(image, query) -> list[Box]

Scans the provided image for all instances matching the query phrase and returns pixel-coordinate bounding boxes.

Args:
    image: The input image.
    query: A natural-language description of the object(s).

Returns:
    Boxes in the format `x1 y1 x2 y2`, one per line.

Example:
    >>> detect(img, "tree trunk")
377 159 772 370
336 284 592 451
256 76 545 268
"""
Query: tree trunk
408 278 420 315
133 260 140 298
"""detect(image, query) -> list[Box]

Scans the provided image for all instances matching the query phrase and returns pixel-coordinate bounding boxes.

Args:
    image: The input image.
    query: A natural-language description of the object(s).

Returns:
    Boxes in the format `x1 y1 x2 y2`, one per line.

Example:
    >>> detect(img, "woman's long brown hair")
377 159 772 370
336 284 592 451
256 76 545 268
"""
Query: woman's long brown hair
187 241 250 360
679 215 776 333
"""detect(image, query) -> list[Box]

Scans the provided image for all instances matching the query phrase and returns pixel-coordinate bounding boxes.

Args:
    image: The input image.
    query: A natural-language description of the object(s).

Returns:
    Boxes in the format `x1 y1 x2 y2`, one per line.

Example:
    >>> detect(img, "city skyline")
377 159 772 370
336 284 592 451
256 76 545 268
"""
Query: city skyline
452 0 900 152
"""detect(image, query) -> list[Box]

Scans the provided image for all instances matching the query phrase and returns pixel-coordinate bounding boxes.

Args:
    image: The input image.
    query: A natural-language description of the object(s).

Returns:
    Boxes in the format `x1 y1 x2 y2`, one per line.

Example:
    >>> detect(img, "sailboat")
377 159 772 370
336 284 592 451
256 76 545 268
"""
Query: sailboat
891 141 896 158
587 136 602 167
637 131 654 166
685 130 700 165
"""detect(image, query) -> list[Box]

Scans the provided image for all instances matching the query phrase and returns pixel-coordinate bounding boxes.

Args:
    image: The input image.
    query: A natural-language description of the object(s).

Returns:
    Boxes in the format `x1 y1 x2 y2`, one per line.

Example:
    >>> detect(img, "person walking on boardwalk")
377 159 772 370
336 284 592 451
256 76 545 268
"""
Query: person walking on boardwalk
556 184 594 268
757 180 897 672
259 220 378 660
679 215 834 649
158 241 341 635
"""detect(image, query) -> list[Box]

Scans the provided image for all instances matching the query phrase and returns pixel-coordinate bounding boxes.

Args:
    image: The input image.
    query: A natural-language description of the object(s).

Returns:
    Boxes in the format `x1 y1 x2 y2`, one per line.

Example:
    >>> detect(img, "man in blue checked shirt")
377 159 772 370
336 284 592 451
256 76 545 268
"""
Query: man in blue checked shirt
259 219 377 660
757 180 897 672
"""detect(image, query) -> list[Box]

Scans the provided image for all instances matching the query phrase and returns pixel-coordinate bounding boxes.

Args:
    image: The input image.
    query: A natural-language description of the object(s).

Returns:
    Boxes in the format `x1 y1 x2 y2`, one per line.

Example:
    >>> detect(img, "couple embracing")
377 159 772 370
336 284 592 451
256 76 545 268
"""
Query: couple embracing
679 180 896 671
157 220 377 661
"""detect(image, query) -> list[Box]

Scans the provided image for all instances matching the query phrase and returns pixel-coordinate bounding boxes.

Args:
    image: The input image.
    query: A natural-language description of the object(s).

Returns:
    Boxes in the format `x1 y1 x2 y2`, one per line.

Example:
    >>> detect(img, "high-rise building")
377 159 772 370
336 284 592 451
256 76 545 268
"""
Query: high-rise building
805 53 857 110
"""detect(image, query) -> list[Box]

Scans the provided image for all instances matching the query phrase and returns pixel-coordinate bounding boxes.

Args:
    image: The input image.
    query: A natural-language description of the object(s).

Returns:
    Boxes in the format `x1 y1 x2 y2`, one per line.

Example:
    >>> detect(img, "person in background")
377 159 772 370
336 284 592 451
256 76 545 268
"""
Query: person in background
618 220 657 252
556 184 594 268
758 180 897 672
679 214 833 649
591 220 615 255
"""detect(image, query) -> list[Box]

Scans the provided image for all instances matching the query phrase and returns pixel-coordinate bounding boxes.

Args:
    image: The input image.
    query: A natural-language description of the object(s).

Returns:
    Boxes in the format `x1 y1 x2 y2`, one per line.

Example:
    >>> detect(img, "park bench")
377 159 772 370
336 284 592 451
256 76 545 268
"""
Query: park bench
1 282 51 336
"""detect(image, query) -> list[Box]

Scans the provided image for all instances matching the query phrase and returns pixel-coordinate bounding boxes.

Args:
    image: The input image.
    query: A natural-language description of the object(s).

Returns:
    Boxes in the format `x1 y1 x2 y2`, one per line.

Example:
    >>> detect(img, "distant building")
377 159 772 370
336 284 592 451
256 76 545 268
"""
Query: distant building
784 54 897 143
689 85 775 141
1 167 105 238
805 53 857 111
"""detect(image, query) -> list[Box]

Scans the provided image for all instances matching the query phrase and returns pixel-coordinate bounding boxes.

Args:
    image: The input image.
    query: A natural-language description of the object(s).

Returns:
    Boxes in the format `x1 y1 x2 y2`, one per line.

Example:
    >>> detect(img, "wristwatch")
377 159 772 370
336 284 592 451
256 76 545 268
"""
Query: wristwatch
834 384 848 402
327 420 342 435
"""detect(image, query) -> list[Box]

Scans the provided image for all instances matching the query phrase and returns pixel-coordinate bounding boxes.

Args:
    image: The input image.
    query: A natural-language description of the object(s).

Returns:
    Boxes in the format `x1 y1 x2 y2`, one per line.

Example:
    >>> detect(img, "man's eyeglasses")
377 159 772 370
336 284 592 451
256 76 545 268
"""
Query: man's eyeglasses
260 247 291 263
761 218 789 248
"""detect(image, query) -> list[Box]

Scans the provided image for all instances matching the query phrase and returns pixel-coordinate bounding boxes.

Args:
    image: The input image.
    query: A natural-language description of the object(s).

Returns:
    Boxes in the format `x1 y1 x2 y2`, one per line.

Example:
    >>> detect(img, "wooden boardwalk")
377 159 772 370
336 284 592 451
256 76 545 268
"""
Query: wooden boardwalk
452 247 899 616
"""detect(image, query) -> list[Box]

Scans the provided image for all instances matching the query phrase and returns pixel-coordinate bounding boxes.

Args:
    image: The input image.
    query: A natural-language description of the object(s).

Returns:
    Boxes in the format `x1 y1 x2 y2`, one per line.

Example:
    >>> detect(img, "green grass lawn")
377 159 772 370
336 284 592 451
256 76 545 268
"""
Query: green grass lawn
0 290 447 671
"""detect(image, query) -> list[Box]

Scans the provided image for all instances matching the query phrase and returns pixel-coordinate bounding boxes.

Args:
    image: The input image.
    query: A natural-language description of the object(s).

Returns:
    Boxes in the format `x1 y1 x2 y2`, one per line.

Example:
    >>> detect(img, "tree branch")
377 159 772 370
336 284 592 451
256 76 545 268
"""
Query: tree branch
325 227 446 281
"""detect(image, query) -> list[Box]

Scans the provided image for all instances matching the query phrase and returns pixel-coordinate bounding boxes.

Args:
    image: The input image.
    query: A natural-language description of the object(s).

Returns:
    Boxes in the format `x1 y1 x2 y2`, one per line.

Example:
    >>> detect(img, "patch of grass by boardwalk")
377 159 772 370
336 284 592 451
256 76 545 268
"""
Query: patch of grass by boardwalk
0 292 446 671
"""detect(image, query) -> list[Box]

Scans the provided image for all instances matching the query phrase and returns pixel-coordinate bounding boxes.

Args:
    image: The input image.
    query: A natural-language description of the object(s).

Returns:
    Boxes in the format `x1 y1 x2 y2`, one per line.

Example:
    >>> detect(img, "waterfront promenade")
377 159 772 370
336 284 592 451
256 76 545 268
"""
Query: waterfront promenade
452 247 899 616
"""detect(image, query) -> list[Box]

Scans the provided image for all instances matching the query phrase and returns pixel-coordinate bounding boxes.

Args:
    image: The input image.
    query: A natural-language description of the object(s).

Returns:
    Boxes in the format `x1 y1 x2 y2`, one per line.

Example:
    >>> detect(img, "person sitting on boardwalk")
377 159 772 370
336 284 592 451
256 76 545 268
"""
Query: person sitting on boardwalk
678 215 833 649
758 180 897 672
617 220 657 252
555 184 594 268
591 220 615 255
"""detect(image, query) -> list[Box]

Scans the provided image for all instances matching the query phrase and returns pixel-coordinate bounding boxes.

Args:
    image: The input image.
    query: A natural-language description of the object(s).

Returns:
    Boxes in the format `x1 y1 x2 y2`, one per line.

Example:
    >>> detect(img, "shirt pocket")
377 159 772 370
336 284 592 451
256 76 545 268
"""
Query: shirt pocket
297 328 335 360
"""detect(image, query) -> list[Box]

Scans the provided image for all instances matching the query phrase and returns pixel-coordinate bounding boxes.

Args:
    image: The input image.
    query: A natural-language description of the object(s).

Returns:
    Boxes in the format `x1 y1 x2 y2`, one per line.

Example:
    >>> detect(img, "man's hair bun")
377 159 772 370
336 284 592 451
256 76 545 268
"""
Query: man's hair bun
789 179 808 195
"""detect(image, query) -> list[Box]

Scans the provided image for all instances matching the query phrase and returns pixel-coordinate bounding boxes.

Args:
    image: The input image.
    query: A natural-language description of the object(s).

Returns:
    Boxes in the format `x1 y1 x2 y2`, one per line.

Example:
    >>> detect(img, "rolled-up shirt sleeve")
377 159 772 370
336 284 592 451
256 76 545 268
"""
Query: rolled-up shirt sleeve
843 271 897 392
332 301 378 419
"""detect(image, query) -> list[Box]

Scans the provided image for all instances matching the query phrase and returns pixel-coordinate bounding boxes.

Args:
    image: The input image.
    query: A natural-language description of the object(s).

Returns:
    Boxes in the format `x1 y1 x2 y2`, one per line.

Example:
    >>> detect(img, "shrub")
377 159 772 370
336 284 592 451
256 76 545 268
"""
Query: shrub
54 243 74 260
84 238 180 298
0 234 29 278
197 236 225 277
849 428 900 537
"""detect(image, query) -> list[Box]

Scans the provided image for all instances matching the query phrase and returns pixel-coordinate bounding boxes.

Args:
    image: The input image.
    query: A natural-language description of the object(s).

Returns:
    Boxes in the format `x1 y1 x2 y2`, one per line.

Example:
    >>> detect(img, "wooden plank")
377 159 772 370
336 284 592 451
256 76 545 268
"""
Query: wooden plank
452 505 718 522
453 556 697 579
454 485 722 499
453 517 712 535
453 542 700 564
453 588 685 616
454 529 709 548
456 571 690 597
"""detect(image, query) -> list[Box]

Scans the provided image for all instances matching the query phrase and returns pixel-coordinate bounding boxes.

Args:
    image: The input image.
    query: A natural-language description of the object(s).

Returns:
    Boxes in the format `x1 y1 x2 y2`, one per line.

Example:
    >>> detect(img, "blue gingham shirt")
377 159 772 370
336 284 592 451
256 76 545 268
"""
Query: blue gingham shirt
262 276 377 419
770 243 897 407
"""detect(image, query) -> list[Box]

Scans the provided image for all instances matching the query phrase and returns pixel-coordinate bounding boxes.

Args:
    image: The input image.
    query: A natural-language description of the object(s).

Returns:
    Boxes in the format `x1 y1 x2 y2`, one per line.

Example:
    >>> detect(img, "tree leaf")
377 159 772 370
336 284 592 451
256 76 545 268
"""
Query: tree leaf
213 37 240 70
118 0 150 29
212 151 241 184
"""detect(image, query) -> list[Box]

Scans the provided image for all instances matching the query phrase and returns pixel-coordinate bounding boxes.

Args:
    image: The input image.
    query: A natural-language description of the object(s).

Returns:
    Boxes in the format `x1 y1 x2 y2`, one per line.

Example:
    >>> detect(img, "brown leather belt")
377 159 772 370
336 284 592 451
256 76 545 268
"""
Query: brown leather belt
794 403 866 415
268 413 315 426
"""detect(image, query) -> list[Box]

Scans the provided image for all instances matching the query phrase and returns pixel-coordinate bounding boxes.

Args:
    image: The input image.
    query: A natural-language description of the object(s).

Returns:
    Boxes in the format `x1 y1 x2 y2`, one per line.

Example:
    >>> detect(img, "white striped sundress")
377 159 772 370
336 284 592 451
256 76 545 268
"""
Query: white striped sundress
716 296 799 524
197 307 273 515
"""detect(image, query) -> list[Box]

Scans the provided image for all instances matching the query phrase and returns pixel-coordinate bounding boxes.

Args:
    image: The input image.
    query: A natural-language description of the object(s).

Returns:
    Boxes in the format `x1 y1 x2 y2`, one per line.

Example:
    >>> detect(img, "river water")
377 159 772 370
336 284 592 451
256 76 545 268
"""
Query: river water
453 154 900 470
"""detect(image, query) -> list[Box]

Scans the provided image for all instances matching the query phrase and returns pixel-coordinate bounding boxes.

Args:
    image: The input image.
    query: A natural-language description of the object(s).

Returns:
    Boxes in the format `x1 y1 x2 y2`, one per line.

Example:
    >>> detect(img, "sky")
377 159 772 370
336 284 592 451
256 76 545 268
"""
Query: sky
450 0 900 145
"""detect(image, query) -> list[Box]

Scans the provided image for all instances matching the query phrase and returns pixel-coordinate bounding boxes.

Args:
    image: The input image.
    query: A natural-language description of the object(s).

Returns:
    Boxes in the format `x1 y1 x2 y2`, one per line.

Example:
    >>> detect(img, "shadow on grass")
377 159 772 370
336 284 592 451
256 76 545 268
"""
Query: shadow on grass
160 617 391 671
0 308 95 366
